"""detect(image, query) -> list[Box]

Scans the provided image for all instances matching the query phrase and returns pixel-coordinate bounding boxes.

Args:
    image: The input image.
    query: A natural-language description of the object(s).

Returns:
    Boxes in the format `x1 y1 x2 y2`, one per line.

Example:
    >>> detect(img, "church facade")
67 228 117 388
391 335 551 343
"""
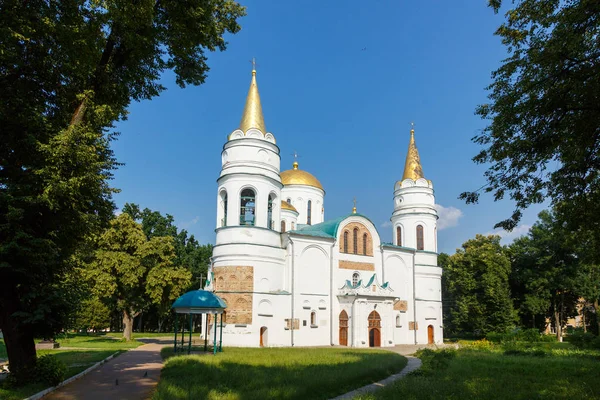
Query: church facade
205 68 443 347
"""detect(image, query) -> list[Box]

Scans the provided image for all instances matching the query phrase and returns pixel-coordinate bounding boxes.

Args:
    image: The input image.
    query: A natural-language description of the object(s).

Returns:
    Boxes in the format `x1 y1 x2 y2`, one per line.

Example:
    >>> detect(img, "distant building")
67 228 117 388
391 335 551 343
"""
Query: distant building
206 68 442 347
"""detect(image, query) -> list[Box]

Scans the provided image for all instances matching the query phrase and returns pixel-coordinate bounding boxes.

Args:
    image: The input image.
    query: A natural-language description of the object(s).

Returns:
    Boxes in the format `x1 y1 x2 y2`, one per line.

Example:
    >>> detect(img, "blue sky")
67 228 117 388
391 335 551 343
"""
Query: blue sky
112 1 545 254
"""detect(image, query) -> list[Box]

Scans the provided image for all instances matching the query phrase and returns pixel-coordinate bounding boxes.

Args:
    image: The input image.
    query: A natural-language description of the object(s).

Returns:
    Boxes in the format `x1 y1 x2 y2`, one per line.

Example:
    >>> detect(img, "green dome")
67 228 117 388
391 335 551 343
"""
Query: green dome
172 290 227 312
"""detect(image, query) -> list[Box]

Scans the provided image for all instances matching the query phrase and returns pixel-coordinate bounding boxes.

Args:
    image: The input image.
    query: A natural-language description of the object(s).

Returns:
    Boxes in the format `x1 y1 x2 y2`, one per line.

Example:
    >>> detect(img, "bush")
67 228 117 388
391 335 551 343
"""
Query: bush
35 354 67 386
463 338 494 351
415 348 456 374
486 328 554 343
566 330 596 349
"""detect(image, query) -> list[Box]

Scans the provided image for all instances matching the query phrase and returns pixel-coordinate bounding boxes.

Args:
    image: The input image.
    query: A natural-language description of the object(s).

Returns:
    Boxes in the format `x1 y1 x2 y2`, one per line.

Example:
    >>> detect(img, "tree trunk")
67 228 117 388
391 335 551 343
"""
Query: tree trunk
0 290 37 383
595 299 600 335
158 318 163 333
122 310 134 341
554 299 563 342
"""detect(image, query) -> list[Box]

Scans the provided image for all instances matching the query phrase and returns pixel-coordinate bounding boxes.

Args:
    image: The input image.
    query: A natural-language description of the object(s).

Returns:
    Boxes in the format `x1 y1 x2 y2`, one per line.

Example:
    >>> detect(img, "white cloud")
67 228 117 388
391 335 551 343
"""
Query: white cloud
434 205 464 230
381 221 392 228
485 224 531 244
181 216 200 229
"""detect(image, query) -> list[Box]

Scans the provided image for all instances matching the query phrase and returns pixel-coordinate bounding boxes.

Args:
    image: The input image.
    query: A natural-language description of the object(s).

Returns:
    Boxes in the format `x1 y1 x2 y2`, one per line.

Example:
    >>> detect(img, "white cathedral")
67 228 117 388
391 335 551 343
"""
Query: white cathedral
205 68 443 348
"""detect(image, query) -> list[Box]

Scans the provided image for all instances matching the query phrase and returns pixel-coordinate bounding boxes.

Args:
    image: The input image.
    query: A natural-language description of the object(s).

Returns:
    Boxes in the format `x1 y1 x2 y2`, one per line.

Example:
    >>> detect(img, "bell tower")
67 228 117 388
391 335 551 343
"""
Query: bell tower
214 66 283 247
390 126 438 252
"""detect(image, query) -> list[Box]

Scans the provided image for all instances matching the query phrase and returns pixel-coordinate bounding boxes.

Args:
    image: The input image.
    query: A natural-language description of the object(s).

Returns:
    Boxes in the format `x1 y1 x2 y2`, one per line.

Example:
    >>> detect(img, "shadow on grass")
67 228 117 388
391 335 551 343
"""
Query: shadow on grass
153 348 407 400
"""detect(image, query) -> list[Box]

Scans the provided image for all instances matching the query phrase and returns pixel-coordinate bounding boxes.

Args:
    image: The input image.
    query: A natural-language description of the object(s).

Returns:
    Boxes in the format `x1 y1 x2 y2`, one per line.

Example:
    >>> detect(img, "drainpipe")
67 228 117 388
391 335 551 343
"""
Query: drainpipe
413 251 417 345
330 240 336 346
289 235 295 347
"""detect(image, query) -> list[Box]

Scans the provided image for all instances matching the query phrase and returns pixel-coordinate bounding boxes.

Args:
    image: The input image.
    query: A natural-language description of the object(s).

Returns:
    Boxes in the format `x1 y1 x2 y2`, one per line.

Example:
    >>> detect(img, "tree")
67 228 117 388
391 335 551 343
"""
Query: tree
509 210 580 341
86 214 191 340
460 0 600 233
73 297 112 333
123 203 213 291
444 235 517 335
0 0 244 382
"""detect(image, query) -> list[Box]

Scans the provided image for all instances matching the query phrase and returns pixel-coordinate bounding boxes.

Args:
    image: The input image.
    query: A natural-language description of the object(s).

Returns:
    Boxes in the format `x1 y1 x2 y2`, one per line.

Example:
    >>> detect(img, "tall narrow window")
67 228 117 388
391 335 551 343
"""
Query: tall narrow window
267 194 275 229
240 189 256 226
352 272 360 287
343 231 349 253
363 233 368 255
307 200 312 225
281 220 286 233
396 226 402 246
416 225 424 250
292 222 295 230
353 228 358 254
220 191 228 227
287 198 291 204
310 311 317 326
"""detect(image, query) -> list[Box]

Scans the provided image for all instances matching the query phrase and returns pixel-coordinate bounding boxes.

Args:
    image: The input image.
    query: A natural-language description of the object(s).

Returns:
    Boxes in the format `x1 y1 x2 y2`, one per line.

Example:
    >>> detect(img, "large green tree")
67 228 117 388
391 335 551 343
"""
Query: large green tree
86 214 191 340
509 210 581 340
461 0 600 235
0 0 244 381
123 203 213 291
444 235 517 335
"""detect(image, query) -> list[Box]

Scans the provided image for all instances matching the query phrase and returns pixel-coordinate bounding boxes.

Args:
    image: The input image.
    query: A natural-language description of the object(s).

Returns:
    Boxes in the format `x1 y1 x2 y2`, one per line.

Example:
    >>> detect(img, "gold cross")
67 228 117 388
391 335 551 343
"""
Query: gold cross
250 57 258 71
353 197 357 208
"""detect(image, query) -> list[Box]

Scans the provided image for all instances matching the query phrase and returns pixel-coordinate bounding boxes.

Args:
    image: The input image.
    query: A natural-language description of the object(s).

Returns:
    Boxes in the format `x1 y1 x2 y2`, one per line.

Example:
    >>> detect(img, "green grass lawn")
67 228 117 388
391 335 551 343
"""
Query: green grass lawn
0 335 144 400
153 347 407 400
105 331 175 339
355 343 600 400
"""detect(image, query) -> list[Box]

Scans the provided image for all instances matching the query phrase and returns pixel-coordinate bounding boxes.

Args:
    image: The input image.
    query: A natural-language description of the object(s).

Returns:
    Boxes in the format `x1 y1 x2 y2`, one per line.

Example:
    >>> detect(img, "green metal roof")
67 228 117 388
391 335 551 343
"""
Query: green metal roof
290 213 378 239
172 290 227 310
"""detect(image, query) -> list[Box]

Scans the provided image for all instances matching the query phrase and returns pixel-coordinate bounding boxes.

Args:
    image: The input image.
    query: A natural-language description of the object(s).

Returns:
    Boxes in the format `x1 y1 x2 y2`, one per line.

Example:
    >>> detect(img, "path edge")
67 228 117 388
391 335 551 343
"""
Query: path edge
329 355 422 400
25 351 120 400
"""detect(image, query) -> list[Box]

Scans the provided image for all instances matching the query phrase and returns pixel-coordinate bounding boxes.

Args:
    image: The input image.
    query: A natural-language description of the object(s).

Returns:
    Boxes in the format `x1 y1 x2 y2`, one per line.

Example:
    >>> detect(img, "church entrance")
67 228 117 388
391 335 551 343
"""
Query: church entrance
339 310 348 346
260 326 268 347
427 325 434 344
368 311 381 347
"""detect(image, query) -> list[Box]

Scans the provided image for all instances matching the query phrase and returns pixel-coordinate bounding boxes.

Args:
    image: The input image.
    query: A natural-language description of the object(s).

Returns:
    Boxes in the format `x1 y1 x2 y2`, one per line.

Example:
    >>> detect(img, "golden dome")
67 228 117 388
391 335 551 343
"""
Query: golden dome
280 161 324 191
281 200 298 213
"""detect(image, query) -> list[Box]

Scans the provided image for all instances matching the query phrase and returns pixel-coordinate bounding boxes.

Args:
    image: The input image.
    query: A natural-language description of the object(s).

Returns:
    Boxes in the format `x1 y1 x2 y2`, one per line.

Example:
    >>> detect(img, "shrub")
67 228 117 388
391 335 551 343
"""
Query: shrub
463 338 494 351
486 328 554 343
35 354 67 386
566 330 596 349
416 348 456 374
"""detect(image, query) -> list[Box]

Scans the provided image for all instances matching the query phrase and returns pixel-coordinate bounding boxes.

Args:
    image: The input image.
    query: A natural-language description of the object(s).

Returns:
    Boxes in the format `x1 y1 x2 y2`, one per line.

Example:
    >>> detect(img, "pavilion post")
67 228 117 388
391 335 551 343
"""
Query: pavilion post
174 313 178 353
213 313 217 355
219 313 224 352
204 314 208 352
181 314 185 350
188 313 193 354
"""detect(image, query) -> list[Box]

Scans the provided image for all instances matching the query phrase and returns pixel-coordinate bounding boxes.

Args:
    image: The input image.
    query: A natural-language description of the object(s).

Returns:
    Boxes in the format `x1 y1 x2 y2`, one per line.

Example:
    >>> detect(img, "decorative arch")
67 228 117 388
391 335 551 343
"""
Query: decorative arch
239 186 258 226
299 244 329 258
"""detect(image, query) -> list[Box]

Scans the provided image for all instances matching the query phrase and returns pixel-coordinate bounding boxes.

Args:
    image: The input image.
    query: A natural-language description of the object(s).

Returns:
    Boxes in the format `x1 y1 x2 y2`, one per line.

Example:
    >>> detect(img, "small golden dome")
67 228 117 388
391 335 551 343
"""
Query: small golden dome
281 200 298 213
280 161 324 191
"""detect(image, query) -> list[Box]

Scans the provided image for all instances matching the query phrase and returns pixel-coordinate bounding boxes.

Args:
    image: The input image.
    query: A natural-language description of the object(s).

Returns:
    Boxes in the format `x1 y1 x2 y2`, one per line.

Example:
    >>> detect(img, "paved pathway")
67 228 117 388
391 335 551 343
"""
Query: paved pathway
44 339 170 400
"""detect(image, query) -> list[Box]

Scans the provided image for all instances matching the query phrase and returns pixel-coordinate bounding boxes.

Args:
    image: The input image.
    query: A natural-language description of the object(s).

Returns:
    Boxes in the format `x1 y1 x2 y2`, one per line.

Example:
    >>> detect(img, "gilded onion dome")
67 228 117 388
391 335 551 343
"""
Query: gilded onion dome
280 161 324 191
281 200 298 213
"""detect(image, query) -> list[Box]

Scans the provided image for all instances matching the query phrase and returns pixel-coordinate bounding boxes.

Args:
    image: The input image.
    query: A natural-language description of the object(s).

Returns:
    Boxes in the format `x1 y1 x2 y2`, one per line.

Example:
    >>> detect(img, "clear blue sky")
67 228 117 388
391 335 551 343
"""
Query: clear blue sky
112 1 545 254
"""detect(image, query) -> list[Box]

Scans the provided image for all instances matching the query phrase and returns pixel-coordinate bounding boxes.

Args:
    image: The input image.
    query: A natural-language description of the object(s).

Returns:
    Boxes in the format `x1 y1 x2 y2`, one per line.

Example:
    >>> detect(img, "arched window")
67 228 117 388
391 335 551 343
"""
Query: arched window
291 222 295 230
220 191 228 227
363 233 368 255
281 220 286 233
240 189 256 226
396 314 401 327
307 200 312 225
310 311 317 326
396 226 402 246
352 272 360 287
416 225 424 250
267 194 275 229
287 198 291 204
343 231 349 253
353 228 358 254
222 311 227 324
